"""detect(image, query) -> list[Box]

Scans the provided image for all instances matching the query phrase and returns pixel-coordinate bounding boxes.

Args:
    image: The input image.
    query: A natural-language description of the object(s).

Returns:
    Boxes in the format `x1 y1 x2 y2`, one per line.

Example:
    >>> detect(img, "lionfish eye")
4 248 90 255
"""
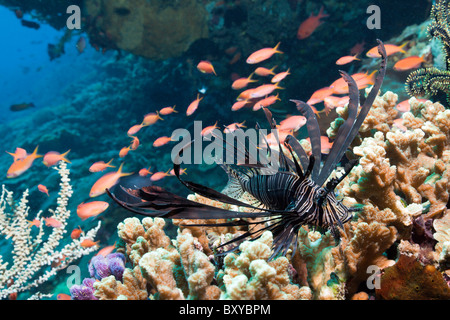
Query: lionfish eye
315 188 328 205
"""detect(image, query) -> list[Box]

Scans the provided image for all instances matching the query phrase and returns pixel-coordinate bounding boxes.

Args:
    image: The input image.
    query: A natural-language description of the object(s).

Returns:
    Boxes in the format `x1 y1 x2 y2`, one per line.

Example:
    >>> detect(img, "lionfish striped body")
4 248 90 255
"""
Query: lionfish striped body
108 40 387 259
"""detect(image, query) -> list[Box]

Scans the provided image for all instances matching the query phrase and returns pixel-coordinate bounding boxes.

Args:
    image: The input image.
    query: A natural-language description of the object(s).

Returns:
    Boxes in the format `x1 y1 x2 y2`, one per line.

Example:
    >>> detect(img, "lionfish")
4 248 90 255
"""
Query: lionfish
107 40 387 260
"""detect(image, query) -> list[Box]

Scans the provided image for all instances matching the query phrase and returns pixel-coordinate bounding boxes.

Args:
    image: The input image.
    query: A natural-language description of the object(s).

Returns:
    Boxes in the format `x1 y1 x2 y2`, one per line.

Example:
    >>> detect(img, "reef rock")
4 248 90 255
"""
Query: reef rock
84 0 209 59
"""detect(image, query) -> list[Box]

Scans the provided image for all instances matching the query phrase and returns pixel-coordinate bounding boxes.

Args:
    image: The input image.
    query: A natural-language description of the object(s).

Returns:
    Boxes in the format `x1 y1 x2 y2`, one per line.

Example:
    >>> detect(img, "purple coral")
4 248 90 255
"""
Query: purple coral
70 278 98 300
89 253 126 281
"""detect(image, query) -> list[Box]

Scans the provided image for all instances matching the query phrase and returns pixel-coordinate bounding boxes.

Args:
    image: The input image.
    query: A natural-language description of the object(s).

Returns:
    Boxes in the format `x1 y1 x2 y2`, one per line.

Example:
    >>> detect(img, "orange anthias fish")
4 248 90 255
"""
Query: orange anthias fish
279 115 307 132
186 94 203 116
127 123 145 136
305 136 334 154
231 99 250 111
297 6 329 40
130 136 140 151
231 73 258 90
224 121 246 133
324 96 350 114
253 94 280 111
159 105 177 115
250 83 283 99
366 43 407 58
77 201 109 220
169 167 187 176
271 69 290 83
139 167 152 177
44 217 62 228
329 71 376 94
307 87 334 105
336 54 360 65
153 136 173 147
393 55 425 71
38 184 49 196
6 147 27 161
57 294 72 300
7 146 42 178
246 42 282 64
201 122 220 137
71 226 83 239
143 112 163 126
254 66 277 77
96 245 116 257
119 146 131 158
150 170 171 181
89 163 133 197
43 150 71 167
197 60 217 75
395 98 427 112
89 159 115 173
80 239 99 248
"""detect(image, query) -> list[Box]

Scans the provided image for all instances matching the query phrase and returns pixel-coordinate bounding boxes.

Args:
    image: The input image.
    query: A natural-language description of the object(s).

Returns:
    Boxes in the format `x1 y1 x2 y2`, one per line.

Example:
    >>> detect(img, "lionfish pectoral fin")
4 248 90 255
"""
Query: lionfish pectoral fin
220 164 245 199
107 187 273 220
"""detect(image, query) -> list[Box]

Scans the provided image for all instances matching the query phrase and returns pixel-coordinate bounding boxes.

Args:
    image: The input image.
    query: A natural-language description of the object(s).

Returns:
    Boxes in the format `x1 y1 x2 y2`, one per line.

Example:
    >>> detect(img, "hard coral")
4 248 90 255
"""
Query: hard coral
84 0 208 59
377 254 450 300
218 231 312 300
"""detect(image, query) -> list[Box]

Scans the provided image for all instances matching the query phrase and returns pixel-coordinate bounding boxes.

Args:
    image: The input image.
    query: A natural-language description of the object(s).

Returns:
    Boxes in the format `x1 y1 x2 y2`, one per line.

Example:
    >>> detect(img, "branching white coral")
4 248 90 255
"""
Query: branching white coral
0 161 101 299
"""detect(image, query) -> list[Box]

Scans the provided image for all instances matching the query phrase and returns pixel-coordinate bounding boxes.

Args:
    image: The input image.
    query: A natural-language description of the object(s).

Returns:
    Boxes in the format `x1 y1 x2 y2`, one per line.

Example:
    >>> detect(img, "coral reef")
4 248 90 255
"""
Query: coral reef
0 162 101 299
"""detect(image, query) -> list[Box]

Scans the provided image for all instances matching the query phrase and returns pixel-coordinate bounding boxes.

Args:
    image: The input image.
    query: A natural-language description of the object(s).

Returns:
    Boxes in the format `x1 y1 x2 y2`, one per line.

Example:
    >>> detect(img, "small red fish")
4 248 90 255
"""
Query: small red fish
297 6 329 40
89 163 133 197
57 293 71 300
393 55 425 71
77 201 109 220
224 121 247 134
254 66 277 77
186 94 203 116
366 43 407 58
43 150 71 167
96 245 116 257
279 115 307 132
246 42 282 64
139 167 152 177
6 147 27 162
44 217 62 228
231 73 258 90
142 112 163 126
80 239 99 248
150 170 171 181
271 69 290 83
231 100 250 111
7 146 42 178
159 105 177 115
250 83 283 99
37 184 49 196
89 159 115 173
197 61 217 75
153 136 173 147
71 226 83 239
201 122 220 137
336 54 360 65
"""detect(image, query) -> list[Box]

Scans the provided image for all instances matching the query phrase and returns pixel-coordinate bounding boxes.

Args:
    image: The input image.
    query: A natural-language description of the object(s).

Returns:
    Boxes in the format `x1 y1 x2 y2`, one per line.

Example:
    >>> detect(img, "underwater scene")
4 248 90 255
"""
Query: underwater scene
0 0 450 304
